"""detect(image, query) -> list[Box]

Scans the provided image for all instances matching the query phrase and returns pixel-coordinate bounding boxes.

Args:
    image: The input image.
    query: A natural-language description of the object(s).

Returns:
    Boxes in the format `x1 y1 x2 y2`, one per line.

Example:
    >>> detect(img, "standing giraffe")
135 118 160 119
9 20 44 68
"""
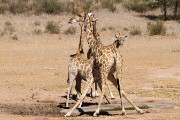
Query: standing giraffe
65 12 144 117
66 22 112 108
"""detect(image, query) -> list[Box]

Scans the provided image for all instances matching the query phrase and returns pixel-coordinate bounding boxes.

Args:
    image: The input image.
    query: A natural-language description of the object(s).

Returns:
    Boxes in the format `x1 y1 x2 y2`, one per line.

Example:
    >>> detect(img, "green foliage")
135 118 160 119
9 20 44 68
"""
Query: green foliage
123 0 150 13
4 21 15 34
64 26 76 35
9 0 30 14
34 21 41 26
101 26 115 31
81 0 94 12
34 0 65 14
129 26 142 36
172 49 180 53
33 29 42 35
66 1 76 14
46 21 60 34
0 3 8 14
11 34 18 40
114 0 123 3
147 21 166 36
101 0 117 12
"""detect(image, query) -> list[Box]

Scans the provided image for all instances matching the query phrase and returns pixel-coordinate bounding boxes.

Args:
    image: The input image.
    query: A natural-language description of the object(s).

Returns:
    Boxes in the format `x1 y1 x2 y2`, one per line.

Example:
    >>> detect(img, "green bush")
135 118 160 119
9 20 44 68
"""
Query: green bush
81 0 94 12
101 0 116 12
11 34 18 40
66 1 76 14
9 0 30 14
4 21 15 34
33 29 42 35
34 21 41 26
123 0 150 13
0 4 9 14
46 21 60 34
101 26 115 31
34 0 65 14
64 26 76 35
129 26 142 36
147 21 166 36
114 0 123 3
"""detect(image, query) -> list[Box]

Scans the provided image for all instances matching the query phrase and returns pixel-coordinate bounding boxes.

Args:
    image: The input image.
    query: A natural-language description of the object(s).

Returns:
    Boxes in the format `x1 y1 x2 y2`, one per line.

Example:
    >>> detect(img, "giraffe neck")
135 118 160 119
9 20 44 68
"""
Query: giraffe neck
85 20 103 56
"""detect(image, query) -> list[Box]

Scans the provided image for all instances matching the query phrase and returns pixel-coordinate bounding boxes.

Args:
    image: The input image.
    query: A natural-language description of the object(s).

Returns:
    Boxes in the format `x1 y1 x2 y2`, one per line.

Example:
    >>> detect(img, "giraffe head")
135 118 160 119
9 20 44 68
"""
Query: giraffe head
68 11 98 31
114 33 127 48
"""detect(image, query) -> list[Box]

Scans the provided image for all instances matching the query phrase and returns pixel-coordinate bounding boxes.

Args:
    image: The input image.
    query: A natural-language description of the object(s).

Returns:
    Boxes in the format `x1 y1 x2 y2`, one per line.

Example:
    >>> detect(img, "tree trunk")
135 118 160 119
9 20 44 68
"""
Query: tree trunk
174 1 178 19
163 2 167 20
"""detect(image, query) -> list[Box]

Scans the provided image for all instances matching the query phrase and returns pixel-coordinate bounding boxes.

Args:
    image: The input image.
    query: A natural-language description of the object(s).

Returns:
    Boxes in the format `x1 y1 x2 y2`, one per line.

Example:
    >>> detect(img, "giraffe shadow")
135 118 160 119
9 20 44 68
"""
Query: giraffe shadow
79 111 111 116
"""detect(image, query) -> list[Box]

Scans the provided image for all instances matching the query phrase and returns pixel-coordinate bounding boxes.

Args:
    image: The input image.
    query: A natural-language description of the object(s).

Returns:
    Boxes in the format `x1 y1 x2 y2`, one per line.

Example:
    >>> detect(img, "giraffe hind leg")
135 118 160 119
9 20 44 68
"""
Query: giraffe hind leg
121 91 145 114
65 76 94 117
66 73 76 108
107 81 115 99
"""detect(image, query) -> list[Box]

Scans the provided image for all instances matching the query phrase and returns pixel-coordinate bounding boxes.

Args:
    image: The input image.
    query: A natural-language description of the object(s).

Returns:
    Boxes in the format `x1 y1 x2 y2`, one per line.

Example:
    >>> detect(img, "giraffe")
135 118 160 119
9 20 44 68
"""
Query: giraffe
65 12 144 117
91 20 115 99
66 22 112 108
68 20 115 100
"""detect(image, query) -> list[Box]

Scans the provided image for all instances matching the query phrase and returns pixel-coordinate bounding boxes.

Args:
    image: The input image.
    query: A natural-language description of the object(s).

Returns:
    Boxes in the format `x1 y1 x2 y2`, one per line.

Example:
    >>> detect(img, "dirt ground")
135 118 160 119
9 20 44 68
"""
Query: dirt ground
0 7 180 120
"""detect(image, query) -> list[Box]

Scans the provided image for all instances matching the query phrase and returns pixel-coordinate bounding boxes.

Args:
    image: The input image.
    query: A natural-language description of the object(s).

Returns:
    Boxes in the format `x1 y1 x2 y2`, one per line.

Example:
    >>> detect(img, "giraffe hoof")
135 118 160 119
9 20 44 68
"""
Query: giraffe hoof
111 97 115 100
65 106 70 109
121 112 126 116
93 113 98 117
64 113 71 117
93 112 99 117
138 109 145 114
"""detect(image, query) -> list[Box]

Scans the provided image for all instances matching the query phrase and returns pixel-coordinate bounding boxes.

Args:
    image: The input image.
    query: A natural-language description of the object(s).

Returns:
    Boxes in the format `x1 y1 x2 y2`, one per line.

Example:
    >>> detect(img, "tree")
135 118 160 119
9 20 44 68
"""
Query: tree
172 0 179 19
156 0 171 20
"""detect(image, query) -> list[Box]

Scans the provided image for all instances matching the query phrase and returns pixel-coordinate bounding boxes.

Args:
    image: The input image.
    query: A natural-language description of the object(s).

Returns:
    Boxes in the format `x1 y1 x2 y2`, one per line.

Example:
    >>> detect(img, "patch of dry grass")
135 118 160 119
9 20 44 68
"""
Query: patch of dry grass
140 80 180 99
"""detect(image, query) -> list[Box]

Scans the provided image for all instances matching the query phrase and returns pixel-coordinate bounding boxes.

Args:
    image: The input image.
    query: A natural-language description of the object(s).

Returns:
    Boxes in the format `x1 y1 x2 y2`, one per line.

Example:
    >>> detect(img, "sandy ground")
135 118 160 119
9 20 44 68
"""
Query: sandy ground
0 6 180 120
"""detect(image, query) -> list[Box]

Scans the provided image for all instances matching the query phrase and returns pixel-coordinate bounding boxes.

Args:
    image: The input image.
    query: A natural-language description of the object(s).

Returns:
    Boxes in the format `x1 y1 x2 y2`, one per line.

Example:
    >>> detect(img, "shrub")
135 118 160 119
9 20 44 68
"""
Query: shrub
11 34 18 40
81 0 94 12
46 21 60 34
108 26 115 30
34 0 65 14
9 0 30 14
34 21 41 26
64 26 76 35
129 26 142 36
123 0 149 13
33 29 42 35
147 21 166 36
101 0 116 12
114 0 123 3
0 3 9 14
101 26 115 31
123 27 129 31
4 21 15 34
66 1 76 14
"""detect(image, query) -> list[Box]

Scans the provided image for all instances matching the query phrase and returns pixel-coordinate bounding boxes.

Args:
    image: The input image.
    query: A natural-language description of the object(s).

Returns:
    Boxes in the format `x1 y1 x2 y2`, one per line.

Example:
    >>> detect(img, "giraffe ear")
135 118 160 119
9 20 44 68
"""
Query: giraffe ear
115 35 118 38
124 36 128 40
93 18 98 22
